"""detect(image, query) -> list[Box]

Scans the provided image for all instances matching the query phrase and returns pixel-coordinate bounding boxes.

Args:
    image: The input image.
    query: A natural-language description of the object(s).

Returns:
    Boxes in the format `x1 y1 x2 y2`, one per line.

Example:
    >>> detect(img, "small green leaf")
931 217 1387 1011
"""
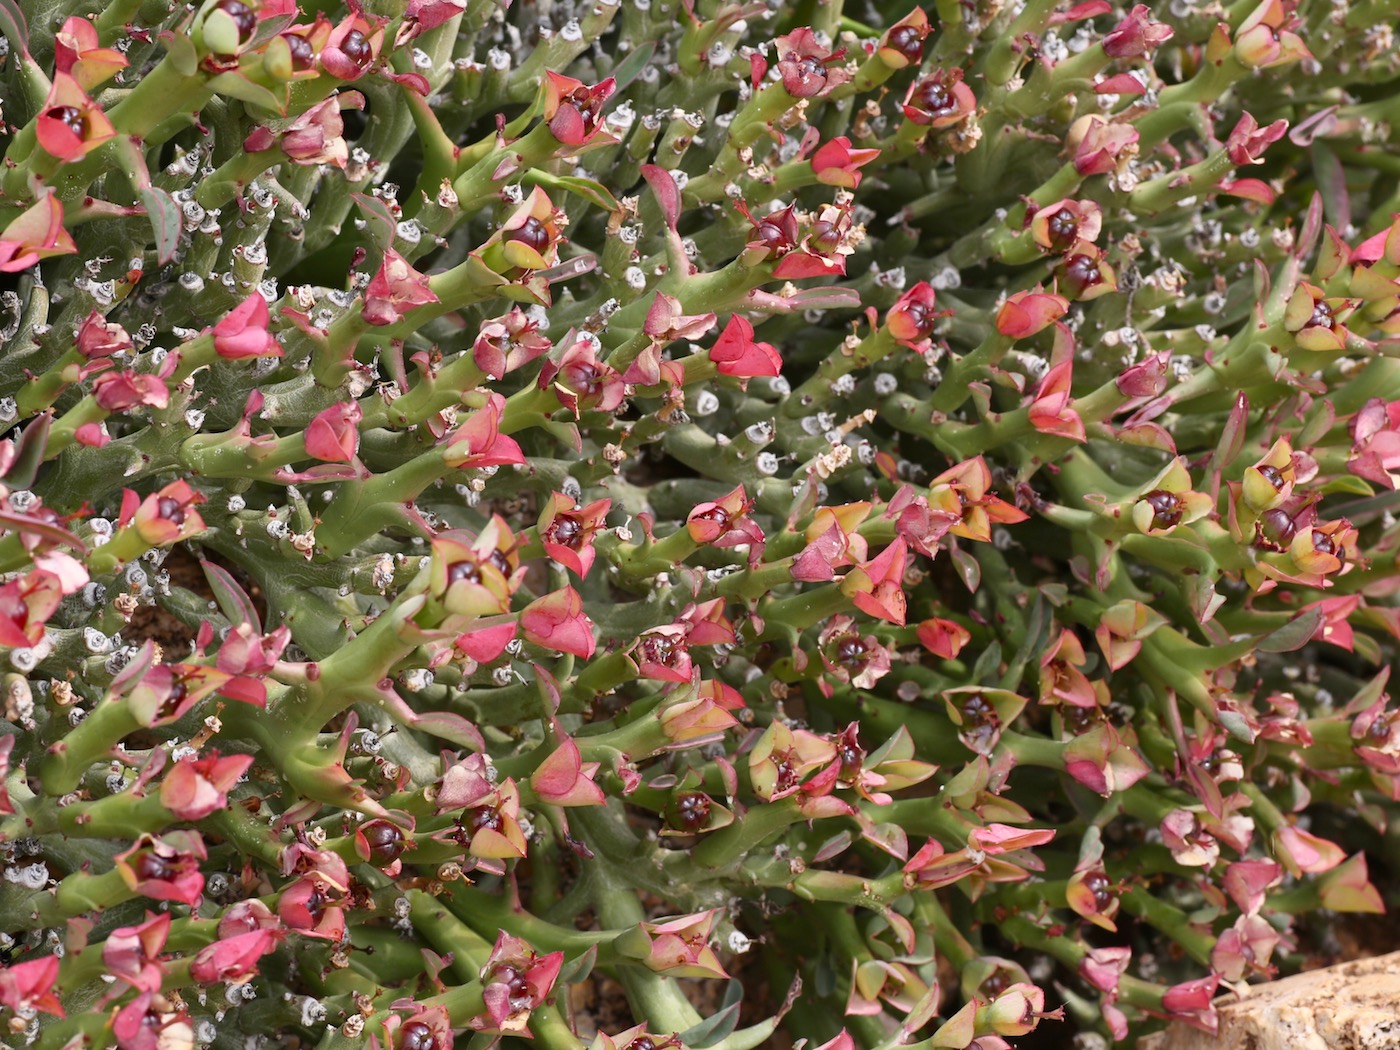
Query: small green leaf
141 187 182 265
200 559 261 633
1256 608 1326 653
678 1001 740 1049
611 41 656 92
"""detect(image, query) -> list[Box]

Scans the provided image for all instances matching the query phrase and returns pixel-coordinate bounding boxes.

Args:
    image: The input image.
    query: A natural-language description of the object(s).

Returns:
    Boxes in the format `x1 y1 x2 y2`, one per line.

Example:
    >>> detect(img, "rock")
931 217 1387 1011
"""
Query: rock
1140 953 1400 1050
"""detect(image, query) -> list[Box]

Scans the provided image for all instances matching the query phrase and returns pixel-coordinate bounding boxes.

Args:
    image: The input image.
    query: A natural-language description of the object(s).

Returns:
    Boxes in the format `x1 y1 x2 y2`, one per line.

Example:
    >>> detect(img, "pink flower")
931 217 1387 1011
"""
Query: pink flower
160 753 254 821
442 393 526 470
190 927 281 985
968 823 1056 854
687 484 766 555
76 309 133 359
1079 946 1131 995
209 293 282 359
1102 5 1173 56
810 137 881 189
996 289 1068 338
319 10 385 80
1161 974 1221 1034
709 315 782 378
305 401 362 462
547 337 626 414
277 875 345 940
916 617 971 660
1070 116 1138 176
473 308 553 379
1027 359 1086 441
115 831 207 905
902 69 977 127
542 72 617 147
130 479 206 546
885 282 940 350
1317 853 1385 913
248 92 363 168
111 991 192 1050
103 912 171 994
537 492 610 577
1233 0 1311 68
643 292 717 343
429 521 521 618
403 0 465 31
520 586 596 658
638 911 729 979
0 570 69 648
530 731 605 807
1274 825 1345 876
1226 112 1289 165
92 370 170 412
839 538 909 625
36 73 116 162
0 195 78 273
0 956 64 1018
54 16 128 90
385 1007 454 1050
774 28 848 98
1029 199 1102 251
475 933 565 1035
363 249 438 326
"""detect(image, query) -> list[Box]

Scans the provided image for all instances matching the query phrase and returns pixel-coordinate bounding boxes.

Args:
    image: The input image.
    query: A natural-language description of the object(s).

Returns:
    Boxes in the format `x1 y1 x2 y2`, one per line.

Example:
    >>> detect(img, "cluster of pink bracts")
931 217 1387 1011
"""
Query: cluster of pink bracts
1 0 1399 1047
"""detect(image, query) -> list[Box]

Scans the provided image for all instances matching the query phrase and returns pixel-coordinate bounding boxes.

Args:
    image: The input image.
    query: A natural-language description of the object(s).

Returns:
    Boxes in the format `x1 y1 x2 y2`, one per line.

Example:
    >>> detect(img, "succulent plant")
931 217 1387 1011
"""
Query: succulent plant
0 0 1399 1048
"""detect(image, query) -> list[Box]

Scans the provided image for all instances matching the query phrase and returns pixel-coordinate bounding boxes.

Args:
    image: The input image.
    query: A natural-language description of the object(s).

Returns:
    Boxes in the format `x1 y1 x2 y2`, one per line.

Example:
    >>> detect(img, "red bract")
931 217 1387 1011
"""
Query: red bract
305 401 362 462
774 28 848 99
130 480 207 546
1233 0 1311 68
1102 5 1173 57
531 730 605 807
159 753 254 820
547 337 626 414
996 289 1068 338
885 282 940 350
0 195 78 272
687 484 766 554
1027 359 1085 441
103 912 171 994
442 393 526 470
190 927 282 985
475 932 565 1035
92 370 171 411
1029 200 1102 252
1160 974 1221 1034
810 137 881 189
209 293 283 359
1226 112 1289 165
637 911 729 978
838 538 908 625
428 520 521 617
709 315 782 378
1070 115 1138 176
521 586 596 658
363 249 438 326
0 570 69 648
115 831 207 905
0 956 65 1018
55 16 129 90
901 69 976 127
474 308 553 379
542 72 617 147
320 9 385 79
36 73 116 162
277 875 346 940
537 492 611 577
76 310 133 359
